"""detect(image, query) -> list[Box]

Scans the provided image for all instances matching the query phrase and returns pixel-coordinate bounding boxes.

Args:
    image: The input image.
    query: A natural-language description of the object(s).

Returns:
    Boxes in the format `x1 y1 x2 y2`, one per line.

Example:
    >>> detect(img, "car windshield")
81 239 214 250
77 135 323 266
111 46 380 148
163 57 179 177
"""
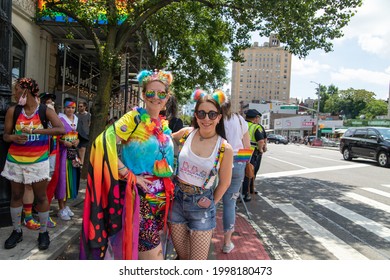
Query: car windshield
377 128 390 140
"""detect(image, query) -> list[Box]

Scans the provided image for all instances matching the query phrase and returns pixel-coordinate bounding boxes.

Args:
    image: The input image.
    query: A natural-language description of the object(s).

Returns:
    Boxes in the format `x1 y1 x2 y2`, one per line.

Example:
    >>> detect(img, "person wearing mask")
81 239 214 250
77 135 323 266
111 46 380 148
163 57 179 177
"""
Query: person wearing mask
2 78 65 250
169 89 233 260
55 97 81 221
220 98 251 253
241 109 265 202
80 69 175 260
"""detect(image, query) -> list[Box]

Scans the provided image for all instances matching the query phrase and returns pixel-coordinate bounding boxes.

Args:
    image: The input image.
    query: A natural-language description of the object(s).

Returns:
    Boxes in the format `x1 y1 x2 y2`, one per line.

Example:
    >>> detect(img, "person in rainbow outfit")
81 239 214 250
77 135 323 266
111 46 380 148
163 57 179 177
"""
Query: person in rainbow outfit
55 97 80 221
2 77 65 250
80 69 175 260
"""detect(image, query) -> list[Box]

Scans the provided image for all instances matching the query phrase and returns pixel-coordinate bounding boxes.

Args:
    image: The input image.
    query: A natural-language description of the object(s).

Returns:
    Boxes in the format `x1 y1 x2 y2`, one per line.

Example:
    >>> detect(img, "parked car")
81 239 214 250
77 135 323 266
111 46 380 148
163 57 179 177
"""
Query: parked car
267 134 288 144
339 127 390 167
321 137 338 147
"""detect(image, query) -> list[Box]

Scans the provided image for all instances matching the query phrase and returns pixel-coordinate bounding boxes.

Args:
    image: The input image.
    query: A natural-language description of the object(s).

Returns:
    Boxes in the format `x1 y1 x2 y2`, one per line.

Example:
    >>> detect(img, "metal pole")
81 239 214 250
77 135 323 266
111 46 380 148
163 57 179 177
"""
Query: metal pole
76 54 82 106
61 44 67 112
310 81 321 138
315 84 321 138
124 53 129 112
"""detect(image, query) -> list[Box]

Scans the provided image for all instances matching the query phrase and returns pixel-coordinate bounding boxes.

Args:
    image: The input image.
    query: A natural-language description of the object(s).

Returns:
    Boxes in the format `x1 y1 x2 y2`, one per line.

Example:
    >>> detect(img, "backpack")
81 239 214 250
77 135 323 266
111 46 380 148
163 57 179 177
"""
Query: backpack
12 104 48 130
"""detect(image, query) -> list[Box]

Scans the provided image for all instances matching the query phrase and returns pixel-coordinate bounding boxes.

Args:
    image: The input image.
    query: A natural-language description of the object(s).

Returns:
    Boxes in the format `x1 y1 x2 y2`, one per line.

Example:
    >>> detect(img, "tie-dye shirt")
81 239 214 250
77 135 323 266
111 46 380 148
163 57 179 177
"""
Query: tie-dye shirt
115 109 174 176
7 109 49 164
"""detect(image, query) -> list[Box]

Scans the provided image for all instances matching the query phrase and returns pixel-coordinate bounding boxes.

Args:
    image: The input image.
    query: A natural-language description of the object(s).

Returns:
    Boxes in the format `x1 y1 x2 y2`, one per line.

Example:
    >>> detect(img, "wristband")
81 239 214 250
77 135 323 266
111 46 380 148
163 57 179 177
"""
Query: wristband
30 128 33 134
118 166 127 171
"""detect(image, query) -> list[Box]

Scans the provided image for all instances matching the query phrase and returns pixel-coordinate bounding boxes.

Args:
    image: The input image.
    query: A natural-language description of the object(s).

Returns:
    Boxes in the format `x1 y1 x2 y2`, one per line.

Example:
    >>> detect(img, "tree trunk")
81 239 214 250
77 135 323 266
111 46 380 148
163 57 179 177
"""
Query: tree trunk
81 68 113 179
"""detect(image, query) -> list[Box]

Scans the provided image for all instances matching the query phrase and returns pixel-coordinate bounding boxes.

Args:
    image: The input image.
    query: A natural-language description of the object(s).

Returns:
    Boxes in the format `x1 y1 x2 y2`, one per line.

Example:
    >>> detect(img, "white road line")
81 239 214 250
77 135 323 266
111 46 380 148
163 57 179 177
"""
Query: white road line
258 164 367 179
362 188 390 199
285 151 302 155
346 192 390 213
310 155 348 163
381 184 390 189
314 199 390 243
277 203 368 260
258 193 278 208
267 156 308 169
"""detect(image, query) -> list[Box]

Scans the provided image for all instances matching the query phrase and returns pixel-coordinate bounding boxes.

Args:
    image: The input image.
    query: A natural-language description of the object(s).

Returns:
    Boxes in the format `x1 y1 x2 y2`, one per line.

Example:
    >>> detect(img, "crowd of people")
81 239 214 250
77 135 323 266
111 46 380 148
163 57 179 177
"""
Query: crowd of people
2 72 267 260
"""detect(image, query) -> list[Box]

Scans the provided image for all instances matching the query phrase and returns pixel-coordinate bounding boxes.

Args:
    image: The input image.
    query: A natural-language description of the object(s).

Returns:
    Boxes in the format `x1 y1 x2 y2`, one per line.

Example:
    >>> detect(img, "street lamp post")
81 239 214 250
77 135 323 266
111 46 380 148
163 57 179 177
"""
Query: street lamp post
310 81 321 138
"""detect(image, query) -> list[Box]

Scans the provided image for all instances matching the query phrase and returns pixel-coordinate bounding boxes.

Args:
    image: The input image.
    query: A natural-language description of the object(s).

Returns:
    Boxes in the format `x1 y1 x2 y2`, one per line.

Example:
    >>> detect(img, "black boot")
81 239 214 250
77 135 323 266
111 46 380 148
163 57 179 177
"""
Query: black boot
4 229 23 249
38 231 50 250
243 194 252 202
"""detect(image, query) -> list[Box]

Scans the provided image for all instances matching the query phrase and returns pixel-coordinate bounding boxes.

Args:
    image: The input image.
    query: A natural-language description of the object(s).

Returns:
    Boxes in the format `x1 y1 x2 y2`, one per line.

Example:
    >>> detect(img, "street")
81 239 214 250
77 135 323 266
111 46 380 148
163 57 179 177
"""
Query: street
245 142 390 260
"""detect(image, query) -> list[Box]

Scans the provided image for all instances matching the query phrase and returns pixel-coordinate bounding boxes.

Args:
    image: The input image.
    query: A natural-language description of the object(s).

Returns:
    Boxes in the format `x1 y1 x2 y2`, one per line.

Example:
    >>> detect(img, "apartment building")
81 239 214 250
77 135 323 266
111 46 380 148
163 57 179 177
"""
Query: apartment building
230 34 292 112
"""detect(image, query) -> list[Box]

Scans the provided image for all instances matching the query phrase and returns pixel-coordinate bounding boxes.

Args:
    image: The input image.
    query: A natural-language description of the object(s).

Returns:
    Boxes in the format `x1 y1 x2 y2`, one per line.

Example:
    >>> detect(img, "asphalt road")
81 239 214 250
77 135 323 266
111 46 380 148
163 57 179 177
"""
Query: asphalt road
246 142 390 260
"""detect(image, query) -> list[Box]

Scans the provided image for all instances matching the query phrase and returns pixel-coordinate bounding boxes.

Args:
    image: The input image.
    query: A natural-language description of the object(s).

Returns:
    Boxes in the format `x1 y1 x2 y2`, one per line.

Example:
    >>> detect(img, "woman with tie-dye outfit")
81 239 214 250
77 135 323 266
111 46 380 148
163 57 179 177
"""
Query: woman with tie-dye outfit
2 77 65 251
55 97 80 221
80 70 175 260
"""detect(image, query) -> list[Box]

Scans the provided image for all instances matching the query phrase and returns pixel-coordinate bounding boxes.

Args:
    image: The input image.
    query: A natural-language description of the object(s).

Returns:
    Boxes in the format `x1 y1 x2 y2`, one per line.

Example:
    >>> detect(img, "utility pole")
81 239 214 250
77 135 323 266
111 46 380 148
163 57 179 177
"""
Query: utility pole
311 81 321 138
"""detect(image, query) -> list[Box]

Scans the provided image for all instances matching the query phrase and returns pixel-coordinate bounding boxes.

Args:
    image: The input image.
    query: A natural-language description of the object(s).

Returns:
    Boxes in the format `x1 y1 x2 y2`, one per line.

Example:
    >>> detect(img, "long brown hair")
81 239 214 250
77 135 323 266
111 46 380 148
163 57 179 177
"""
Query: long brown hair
191 95 226 139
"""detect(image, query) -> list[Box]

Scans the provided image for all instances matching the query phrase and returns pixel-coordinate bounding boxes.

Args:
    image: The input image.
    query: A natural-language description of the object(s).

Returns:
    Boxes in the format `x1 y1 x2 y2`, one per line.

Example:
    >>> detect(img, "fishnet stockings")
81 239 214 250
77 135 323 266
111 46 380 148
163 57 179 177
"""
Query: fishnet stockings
170 224 213 260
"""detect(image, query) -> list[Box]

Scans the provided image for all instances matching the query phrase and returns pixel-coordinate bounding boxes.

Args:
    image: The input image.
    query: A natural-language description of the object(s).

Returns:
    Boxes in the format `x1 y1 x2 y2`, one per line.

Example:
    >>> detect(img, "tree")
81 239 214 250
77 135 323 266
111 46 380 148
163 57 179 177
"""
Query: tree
360 99 388 119
37 0 363 171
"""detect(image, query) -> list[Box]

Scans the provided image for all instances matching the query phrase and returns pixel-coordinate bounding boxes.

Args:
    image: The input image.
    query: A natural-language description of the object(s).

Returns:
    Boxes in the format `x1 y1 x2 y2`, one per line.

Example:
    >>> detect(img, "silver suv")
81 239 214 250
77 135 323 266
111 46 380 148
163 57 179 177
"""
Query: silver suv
340 127 390 167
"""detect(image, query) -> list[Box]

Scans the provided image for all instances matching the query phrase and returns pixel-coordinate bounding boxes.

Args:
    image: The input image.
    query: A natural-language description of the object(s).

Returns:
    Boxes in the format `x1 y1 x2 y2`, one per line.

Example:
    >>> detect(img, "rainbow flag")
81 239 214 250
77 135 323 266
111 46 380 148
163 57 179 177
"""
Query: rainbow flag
234 148 253 162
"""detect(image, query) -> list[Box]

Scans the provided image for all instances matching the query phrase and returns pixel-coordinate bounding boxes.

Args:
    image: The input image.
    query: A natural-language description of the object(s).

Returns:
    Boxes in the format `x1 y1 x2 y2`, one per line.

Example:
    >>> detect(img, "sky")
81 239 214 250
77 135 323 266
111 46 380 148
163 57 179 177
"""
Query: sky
239 0 390 102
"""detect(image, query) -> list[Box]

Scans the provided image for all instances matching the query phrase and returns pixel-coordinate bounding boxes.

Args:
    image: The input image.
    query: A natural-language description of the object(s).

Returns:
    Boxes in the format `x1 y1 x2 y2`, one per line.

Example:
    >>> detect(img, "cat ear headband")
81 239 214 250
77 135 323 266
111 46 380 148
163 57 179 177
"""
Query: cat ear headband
191 88 227 105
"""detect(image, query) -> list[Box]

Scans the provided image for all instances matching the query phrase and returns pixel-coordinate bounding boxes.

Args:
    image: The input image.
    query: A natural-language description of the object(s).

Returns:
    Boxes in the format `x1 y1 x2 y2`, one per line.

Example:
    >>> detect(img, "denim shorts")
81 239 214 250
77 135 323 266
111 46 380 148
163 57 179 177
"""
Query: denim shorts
169 187 216 231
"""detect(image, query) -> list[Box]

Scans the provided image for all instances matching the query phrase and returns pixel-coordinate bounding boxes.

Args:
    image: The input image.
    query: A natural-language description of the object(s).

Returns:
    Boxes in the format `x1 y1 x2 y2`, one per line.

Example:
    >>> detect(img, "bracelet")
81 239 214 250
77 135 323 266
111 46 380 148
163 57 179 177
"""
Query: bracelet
30 128 34 134
118 166 127 171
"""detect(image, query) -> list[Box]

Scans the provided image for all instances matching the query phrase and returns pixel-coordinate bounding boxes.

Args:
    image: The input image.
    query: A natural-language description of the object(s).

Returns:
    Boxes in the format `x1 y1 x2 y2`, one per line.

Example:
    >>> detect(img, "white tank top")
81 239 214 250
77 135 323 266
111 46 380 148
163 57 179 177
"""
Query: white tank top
177 129 222 188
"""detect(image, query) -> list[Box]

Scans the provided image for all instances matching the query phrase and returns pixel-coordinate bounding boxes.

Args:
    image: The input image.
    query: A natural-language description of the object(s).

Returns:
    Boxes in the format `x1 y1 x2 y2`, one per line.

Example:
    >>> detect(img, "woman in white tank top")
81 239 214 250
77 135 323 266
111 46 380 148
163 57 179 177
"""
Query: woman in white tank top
169 90 233 260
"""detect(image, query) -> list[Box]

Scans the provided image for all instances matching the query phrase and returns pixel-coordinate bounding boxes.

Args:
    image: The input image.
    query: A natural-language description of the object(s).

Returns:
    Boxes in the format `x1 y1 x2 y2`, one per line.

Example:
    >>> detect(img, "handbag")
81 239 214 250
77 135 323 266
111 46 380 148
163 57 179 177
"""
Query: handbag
66 148 78 160
245 162 255 179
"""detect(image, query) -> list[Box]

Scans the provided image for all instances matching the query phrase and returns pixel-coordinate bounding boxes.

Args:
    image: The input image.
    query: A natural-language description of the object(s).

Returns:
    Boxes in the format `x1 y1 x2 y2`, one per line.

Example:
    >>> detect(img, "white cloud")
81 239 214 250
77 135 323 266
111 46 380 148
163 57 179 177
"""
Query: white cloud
292 56 331 76
339 0 390 58
331 68 390 87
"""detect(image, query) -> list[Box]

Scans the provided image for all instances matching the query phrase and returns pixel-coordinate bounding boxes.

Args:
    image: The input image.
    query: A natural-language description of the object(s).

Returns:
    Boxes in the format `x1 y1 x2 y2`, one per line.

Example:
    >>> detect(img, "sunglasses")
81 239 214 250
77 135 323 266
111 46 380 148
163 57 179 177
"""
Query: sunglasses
145 90 168 100
196 110 219 120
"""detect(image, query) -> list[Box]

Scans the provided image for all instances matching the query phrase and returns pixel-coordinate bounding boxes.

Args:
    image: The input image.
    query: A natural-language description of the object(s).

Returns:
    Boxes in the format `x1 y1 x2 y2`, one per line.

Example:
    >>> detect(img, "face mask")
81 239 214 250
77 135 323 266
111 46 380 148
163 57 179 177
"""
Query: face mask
18 92 27 106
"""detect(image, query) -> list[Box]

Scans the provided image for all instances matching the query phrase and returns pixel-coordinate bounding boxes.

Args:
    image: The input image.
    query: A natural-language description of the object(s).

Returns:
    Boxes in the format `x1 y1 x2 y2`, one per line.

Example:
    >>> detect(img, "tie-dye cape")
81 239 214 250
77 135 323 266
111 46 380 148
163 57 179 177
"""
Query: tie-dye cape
80 125 140 259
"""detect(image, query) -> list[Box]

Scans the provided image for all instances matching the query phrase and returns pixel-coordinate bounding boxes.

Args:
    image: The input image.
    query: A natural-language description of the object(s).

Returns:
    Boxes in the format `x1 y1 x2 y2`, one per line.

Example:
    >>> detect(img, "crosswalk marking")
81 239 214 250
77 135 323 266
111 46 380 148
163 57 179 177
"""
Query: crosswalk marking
266 156 308 169
362 188 390 199
381 184 390 189
259 164 367 179
346 192 390 213
276 204 368 260
314 199 390 243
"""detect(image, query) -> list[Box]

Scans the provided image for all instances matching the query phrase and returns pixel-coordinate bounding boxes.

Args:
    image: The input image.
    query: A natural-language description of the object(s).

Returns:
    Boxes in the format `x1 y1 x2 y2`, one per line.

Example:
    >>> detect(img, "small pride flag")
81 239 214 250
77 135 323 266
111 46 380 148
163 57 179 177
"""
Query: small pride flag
234 148 253 162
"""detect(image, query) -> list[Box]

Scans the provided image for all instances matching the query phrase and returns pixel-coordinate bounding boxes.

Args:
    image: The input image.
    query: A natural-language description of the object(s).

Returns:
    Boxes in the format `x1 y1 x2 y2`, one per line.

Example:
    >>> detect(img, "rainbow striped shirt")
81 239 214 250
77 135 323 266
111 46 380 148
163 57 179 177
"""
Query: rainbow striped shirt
7 111 49 164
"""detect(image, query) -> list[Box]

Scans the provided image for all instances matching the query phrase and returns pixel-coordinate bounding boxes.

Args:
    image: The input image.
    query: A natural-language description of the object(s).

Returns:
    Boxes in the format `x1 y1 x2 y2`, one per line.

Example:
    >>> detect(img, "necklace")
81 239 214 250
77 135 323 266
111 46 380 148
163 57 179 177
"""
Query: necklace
199 131 217 141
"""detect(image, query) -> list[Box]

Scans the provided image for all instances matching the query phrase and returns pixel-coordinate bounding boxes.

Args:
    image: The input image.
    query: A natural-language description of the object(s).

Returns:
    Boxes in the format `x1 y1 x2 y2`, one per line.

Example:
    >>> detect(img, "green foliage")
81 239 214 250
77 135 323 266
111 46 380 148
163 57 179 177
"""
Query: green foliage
324 88 381 119
36 0 364 140
181 114 193 126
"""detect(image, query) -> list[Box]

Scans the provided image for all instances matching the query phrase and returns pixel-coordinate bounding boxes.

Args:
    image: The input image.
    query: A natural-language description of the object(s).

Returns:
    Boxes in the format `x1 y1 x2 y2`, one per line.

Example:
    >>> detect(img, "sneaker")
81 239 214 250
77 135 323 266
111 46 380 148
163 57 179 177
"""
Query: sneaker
57 208 71 221
4 230 23 249
38 231 50 250
222 242 235 254
24 217 41 230
47 216 57 228
65 206 74 217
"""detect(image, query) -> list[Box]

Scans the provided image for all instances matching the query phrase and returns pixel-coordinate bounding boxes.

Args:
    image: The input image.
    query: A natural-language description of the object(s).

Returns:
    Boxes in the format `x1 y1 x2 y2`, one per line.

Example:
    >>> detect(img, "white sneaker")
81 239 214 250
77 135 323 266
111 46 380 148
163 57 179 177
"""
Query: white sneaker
222 242 235 254
65 206 74 217
57 208 71 221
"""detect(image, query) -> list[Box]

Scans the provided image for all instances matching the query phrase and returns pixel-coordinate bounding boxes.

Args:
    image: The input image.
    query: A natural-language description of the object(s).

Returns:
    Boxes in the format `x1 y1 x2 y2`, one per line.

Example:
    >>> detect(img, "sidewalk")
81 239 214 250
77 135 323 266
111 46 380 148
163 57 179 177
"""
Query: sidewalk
0 180 270 260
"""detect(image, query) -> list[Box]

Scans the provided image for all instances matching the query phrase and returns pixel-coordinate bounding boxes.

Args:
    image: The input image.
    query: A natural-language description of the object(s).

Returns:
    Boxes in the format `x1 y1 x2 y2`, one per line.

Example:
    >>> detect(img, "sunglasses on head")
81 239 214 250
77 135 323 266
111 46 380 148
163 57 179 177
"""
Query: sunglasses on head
195 110 219 120
145 90 168 100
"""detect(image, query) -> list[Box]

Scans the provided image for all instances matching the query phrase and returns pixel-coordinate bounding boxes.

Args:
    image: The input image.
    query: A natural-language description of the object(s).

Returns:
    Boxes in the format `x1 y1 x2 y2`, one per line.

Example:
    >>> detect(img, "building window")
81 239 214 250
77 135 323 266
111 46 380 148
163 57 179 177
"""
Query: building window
12 28 26 80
